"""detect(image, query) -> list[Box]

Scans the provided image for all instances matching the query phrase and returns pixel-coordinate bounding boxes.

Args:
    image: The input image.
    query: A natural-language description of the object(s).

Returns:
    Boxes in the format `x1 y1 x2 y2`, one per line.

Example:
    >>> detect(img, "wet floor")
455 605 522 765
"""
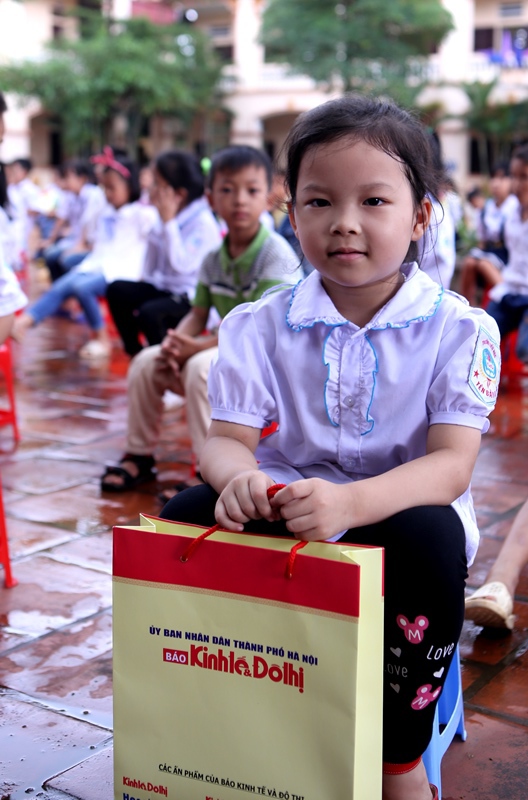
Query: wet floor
1 268 527 799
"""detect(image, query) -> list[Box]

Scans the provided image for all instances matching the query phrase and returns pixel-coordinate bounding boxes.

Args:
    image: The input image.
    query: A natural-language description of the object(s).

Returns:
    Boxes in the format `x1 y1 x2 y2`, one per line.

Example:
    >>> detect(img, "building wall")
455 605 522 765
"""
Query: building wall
0 0 78 164
3 0 528 186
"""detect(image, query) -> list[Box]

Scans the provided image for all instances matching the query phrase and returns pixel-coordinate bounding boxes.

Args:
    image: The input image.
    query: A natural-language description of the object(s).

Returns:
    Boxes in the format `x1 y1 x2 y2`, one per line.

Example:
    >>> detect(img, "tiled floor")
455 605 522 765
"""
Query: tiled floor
1 275 527 799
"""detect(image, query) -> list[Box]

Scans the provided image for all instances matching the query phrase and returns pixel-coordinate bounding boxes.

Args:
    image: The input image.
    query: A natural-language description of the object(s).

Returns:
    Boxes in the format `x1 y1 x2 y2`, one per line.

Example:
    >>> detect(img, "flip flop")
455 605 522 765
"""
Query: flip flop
465 580 515 630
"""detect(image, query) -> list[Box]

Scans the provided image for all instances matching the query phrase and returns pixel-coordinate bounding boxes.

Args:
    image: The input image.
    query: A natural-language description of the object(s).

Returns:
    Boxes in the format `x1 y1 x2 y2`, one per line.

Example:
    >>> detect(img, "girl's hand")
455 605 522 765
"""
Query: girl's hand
215 470 279 531
270 479 352 541
152 184 185 222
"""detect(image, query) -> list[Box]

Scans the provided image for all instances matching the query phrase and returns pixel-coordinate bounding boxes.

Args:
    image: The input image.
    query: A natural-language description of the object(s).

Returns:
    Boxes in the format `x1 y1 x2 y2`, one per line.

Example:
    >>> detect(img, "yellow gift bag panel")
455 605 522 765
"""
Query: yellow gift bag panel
113 516 384 800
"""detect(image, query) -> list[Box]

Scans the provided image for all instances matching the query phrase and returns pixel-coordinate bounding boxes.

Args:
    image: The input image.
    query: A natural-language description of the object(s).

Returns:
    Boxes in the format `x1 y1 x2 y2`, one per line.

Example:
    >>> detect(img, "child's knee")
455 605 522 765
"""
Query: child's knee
128 345 161 386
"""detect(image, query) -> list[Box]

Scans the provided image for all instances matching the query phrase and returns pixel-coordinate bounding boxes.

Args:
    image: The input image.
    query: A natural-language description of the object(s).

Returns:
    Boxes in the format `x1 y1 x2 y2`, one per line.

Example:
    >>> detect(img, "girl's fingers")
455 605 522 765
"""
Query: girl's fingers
273 494 310 521
215 498 247 531
250 484 277 520
270 480 313 508
285 517 325 541
221 491 252 524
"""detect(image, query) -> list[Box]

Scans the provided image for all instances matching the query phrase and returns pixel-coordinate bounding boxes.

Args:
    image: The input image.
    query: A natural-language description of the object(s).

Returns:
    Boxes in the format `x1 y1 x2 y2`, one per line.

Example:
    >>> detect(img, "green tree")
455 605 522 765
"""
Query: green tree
0 16 223 156
260 0 453 105
459 80 528 173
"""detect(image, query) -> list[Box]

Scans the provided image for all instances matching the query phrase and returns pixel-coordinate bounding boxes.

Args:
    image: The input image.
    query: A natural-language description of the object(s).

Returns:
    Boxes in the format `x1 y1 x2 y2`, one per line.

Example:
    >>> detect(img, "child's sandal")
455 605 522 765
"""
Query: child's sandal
100 454 156 492
465 580 515 630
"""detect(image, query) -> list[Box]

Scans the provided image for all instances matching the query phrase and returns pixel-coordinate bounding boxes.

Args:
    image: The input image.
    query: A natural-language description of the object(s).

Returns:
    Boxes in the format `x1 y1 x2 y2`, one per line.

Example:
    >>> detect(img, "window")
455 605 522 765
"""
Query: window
500 3 523 17
474 28 494 51
215 45 233 62
209 26 231 38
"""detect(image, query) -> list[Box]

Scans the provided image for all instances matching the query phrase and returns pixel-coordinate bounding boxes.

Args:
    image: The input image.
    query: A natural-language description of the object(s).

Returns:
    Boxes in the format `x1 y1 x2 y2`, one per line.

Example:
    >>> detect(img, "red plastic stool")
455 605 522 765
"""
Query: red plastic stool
0 477 17 588
501 330 528 386
0 340 20 442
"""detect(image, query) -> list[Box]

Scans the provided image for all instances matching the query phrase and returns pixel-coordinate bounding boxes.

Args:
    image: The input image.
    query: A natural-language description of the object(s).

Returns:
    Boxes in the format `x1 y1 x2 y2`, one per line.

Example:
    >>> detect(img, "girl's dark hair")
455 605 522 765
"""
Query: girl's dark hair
63 158 96 184
0 94 9 211
511 145 528 166
284 94 441 209
104 155 141 203
209 145 273 190
490 161 510 178
155 150 205 203
0 163 7 211
11 157 32 173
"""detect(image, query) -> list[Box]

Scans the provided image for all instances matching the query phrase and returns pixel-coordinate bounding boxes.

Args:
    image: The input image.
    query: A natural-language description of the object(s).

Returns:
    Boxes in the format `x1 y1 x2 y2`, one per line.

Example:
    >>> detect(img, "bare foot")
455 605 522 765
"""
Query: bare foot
12 313 35 343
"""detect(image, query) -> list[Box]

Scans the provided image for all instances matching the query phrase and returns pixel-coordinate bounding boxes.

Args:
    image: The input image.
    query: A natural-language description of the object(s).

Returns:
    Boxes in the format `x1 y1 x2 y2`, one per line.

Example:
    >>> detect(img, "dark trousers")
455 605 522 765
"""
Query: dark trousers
161 485 468 763
106 280 191 356
487 293 528 361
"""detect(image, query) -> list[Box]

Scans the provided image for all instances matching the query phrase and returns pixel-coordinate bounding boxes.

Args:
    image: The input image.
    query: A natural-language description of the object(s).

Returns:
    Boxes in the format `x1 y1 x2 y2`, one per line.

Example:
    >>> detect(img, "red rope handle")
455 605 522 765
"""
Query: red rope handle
285 540 309 579
180 483 308 578
180 524 220 562
267 483 286 498
267 484 309 578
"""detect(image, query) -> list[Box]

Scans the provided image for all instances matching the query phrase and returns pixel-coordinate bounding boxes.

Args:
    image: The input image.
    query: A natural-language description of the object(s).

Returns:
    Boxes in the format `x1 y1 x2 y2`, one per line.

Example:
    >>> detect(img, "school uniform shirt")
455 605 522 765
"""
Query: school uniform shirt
418 196 456 288
477 194 518 244
489 201 528 301
57 183 106 250
74 183 107 246
77 201 158 283
194 225 303 320
209 263 500 565
7 177 41 265
140 197 222 300
0 206 16 269
7 177 40 235
0 257 27 316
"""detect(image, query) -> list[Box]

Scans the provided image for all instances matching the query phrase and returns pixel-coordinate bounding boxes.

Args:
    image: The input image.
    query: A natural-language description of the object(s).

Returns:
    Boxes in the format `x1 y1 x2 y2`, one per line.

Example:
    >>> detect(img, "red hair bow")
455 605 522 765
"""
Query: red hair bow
90 146 131 179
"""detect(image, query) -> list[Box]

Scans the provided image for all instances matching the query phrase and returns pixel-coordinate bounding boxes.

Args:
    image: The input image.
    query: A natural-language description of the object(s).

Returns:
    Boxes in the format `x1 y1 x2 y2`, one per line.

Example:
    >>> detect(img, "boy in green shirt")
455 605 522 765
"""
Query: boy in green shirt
101 145 302 494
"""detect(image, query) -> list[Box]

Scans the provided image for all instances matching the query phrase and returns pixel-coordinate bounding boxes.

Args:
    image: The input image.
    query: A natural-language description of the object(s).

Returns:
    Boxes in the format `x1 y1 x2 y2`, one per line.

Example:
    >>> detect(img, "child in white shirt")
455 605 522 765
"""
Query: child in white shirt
106 150 222 355
13 150 157 359
486 146 528 361
160 95 500 800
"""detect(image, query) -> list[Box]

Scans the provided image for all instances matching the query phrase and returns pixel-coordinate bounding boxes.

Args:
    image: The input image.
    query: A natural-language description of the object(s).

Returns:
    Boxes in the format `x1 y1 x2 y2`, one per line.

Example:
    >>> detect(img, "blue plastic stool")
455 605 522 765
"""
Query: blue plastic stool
422 645 467 798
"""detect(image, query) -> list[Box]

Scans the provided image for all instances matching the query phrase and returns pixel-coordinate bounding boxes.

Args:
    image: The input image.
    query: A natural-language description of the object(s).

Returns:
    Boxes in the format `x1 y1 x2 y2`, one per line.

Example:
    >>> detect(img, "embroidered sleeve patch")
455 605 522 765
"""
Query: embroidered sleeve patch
468 326 500 406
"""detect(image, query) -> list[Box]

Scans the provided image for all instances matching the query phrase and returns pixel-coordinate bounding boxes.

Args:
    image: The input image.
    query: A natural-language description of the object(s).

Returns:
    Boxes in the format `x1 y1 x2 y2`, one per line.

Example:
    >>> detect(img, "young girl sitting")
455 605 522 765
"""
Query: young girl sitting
12 150 158 358
106 150 222 356
485 145 528 362
40 159 106 281
460 162 518 306
160 95 500 800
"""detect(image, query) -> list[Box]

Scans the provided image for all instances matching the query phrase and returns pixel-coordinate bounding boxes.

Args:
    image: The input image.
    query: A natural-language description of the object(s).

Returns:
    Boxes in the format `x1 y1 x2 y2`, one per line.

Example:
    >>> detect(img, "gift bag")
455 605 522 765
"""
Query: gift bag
113 515 384 800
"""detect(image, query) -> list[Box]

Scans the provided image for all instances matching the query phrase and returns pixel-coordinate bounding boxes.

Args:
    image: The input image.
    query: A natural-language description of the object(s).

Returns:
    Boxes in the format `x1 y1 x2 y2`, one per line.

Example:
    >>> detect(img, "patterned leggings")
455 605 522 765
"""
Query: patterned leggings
161 487 468 763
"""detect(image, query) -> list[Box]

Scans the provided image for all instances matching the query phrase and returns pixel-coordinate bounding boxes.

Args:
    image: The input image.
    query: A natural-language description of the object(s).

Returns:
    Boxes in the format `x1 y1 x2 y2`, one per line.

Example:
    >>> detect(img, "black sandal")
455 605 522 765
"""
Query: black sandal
101 454 157 492
158 473 203 503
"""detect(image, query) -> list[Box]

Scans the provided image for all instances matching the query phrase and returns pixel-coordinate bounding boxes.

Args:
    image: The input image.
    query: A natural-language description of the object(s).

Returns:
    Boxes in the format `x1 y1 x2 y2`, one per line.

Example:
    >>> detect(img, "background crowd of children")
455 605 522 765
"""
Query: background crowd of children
2 86 528 800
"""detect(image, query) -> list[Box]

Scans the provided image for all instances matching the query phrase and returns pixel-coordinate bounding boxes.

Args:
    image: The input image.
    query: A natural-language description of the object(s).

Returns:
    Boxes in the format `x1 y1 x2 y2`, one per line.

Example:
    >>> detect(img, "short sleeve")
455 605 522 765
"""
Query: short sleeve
0 259 27 316
427 309 500 433
193 281 212 310
258 234 303 284
208 305 278 429
137 204 159 238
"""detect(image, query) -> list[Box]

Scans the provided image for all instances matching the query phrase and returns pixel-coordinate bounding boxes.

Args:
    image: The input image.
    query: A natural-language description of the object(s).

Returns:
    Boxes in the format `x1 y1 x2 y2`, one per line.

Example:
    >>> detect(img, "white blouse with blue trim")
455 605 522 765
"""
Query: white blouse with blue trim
209 263 501 564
